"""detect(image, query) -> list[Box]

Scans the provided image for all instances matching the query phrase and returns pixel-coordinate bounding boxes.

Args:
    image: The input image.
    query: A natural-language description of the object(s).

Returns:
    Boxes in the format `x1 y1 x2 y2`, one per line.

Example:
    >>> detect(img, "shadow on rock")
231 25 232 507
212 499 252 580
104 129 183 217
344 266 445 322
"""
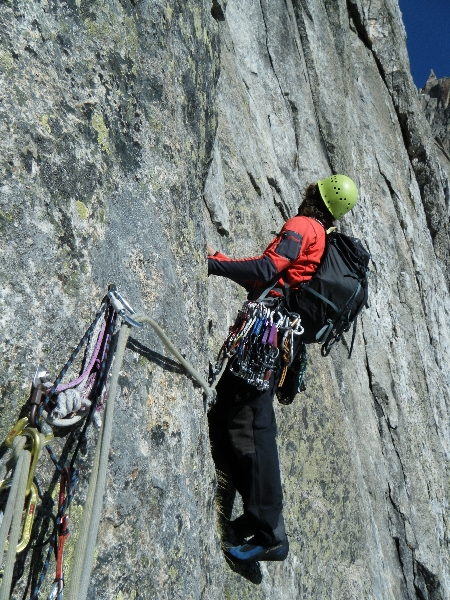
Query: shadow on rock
225 553 263 584
127 337 185 374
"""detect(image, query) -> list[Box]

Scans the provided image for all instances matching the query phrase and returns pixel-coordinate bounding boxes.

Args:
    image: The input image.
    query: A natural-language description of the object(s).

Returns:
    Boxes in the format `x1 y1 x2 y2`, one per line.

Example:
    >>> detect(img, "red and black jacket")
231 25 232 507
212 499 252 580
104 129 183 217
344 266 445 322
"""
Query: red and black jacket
208 216 326 298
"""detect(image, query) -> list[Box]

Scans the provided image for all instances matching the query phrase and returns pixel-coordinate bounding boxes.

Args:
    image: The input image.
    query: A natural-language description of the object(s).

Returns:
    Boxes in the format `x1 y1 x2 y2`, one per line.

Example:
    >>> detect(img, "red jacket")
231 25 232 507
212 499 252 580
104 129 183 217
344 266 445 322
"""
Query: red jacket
208 216 326 298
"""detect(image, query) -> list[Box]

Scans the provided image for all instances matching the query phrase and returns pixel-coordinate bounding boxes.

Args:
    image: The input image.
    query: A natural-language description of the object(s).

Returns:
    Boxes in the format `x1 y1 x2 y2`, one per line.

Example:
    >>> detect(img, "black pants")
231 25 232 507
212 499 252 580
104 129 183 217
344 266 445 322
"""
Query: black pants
209 362 285 546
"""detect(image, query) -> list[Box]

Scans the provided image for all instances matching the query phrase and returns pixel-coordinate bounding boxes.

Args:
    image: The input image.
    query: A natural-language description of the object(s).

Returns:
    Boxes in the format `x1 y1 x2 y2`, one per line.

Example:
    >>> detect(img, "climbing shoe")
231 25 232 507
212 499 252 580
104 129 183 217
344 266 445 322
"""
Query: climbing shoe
226 536 289 563
221 516 255 550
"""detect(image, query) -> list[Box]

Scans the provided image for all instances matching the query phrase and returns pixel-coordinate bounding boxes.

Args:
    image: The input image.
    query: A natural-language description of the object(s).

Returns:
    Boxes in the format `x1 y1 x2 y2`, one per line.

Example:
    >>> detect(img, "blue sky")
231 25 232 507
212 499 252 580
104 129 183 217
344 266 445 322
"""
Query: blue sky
398 0 450 88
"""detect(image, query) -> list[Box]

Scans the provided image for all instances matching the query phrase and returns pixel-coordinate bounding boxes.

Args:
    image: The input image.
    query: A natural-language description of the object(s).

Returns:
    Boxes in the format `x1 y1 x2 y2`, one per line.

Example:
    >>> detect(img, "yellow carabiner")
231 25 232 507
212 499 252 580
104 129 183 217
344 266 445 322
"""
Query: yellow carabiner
21 427 42 496
18 482 38 552
4 417 29 448
1 418 54 554
0 478 38 553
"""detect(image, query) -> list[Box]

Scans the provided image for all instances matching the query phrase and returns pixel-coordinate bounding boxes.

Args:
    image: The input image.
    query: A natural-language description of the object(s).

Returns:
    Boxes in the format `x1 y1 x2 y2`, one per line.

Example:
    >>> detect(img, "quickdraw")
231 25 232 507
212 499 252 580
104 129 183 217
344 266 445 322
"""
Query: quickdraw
107 284 143 329
0 418 53 553
46 467 77 600
0 284 139 600
215 300 303 392
1 284 215 600
29 287 133 600
278 314 304 387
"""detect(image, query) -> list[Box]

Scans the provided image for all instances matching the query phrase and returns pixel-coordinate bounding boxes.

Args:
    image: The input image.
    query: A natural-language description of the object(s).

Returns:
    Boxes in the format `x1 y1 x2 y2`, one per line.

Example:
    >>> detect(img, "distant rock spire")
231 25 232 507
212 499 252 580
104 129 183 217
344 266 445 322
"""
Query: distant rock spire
419 68 450 156
423 69 438 94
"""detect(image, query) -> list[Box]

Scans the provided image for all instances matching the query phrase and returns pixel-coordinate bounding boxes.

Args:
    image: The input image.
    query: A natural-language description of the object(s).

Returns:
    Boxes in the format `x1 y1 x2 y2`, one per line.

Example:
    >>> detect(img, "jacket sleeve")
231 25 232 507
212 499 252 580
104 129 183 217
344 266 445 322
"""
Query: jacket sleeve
208 221 303 284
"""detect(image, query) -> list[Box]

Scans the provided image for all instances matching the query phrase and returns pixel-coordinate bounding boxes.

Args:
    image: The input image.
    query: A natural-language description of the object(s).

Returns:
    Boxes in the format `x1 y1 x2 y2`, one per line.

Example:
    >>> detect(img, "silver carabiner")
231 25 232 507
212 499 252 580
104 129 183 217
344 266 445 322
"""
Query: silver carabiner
107 285 143 328
47 581 59 600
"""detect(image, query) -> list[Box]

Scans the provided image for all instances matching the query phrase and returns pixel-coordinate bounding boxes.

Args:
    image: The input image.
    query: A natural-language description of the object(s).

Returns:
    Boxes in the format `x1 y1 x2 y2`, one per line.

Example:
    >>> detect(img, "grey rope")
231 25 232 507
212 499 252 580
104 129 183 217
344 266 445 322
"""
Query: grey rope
66 321 131 600
43 410 86 428
64 419 102 599
0 438 26 566
133 314 214 397
210 356 229 391
66 312 219 600
0 442 31 600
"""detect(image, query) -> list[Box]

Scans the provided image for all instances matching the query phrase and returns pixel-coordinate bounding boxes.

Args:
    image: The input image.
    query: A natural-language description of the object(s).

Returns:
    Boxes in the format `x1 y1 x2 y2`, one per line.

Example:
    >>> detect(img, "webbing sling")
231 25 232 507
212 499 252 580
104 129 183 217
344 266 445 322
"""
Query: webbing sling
256 278 290 303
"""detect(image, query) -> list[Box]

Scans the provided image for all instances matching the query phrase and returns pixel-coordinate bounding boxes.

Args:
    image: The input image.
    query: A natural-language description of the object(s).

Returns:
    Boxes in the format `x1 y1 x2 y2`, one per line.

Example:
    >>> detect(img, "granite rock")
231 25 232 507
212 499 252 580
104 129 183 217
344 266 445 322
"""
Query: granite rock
420 70 450 182
0 0 449 598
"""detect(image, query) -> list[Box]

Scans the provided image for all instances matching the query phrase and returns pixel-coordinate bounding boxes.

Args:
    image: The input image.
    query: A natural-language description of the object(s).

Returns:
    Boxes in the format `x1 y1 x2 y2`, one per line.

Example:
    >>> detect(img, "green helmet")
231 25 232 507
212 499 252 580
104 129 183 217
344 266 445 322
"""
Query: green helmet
318 174 358 220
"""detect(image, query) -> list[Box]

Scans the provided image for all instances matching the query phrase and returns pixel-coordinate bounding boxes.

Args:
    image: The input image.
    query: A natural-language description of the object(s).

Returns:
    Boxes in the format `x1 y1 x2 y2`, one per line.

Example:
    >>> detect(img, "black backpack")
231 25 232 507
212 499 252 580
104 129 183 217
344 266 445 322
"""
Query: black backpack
290 231 370 356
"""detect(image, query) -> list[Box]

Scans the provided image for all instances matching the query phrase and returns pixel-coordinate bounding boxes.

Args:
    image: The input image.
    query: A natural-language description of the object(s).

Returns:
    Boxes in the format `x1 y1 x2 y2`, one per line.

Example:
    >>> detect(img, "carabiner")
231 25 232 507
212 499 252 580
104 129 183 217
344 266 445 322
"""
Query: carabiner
1 425 52 553
30 364 52 427
21 427 42 496
4 417 29 447
0 478 38 553
107 284 143 328
47 580 59 600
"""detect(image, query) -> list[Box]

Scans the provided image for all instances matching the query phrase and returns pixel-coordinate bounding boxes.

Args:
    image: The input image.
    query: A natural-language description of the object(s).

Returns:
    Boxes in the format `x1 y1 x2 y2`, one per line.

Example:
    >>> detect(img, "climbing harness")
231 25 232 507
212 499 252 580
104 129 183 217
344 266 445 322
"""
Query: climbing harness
214 300 303 392
0 284 215 600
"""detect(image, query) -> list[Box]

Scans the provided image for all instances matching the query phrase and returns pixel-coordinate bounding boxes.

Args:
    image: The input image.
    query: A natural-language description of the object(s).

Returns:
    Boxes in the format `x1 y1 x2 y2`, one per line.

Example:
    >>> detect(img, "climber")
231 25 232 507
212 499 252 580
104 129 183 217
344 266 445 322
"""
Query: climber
207 175 358 563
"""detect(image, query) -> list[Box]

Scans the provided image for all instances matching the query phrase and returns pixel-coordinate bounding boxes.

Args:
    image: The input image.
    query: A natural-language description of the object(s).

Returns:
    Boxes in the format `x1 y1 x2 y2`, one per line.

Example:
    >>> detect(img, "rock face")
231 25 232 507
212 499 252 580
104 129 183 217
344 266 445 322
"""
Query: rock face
0 0 449 599
420 70 450 181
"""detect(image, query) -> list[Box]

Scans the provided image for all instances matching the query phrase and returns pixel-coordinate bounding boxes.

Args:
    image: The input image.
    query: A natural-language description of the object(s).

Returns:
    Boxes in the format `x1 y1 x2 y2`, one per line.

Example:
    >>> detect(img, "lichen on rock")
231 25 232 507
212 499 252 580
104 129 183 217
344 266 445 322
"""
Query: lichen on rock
0 0 449 598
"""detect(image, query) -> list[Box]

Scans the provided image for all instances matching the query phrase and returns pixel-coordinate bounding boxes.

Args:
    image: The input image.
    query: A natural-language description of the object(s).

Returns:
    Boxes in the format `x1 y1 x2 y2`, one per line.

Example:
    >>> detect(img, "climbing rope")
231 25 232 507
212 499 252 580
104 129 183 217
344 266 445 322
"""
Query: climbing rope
1 287 217 600
30 308 117 600
0 438 26 562
0 449 31 600
0 422 50 598
134 314 213 398
66 320 130 600
67 311 215 600
0 437 32 600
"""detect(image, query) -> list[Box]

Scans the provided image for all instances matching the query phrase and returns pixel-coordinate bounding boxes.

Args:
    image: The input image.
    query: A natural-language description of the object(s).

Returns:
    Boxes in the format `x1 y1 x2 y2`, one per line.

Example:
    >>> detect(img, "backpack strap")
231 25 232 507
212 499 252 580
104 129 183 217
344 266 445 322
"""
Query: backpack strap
317 280 363 350
347 278 369 358
256 277 290 303
256 280 280 301
283 281 291 310
302 286 339 313
348 317 358 358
